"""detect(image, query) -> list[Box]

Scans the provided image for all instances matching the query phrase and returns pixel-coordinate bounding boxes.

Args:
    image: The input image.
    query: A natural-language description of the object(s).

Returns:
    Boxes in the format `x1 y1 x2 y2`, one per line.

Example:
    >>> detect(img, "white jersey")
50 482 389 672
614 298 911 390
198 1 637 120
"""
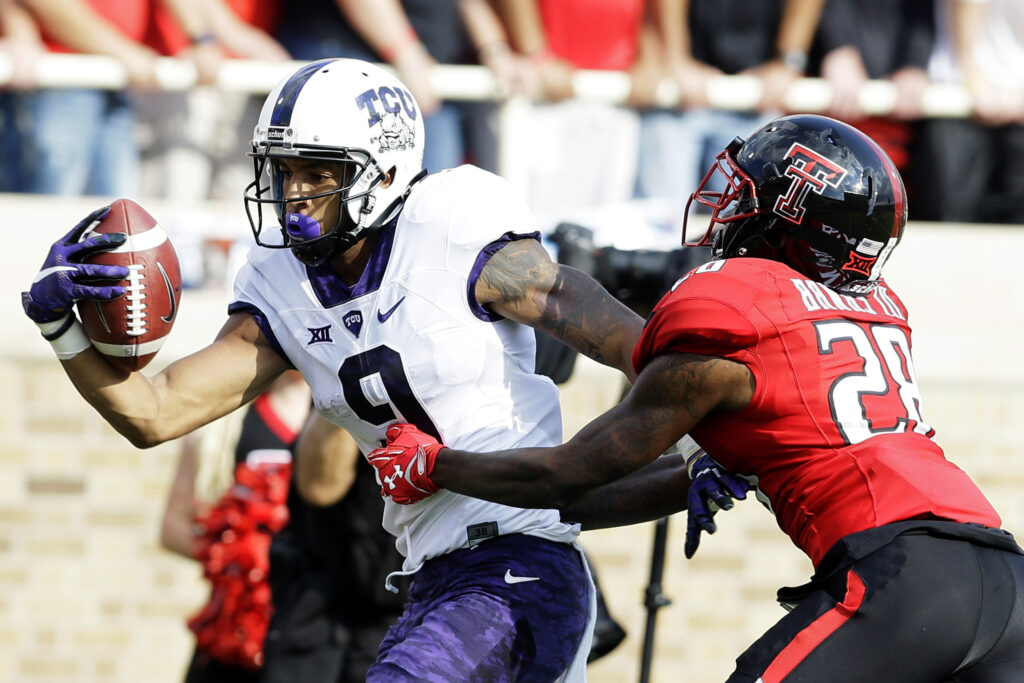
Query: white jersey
232 165 580 580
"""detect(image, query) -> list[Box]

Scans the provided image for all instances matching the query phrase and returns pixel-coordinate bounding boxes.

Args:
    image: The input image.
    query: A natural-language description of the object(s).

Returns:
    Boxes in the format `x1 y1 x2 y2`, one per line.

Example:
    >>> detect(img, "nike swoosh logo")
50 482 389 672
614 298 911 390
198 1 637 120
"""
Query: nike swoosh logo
157 261 177 324
504 569 540 584
377 296 406 323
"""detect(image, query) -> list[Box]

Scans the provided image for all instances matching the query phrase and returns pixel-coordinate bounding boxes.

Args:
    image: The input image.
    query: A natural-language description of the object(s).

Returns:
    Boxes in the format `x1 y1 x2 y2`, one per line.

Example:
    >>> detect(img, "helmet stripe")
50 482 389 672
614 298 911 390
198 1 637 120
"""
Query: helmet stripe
873 148 905 239
846 124 906 239
270 59 335 127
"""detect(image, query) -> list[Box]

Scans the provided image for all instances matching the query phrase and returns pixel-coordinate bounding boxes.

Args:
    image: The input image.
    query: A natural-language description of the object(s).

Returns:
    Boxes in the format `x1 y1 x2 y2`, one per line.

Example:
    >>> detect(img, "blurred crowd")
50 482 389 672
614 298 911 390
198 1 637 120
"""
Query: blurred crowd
1 0 1023 229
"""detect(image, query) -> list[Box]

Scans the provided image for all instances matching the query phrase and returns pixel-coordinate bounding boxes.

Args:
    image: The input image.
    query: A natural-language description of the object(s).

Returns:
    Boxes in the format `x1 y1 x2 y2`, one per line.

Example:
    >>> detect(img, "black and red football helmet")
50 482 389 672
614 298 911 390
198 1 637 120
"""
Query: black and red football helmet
683 114 907 295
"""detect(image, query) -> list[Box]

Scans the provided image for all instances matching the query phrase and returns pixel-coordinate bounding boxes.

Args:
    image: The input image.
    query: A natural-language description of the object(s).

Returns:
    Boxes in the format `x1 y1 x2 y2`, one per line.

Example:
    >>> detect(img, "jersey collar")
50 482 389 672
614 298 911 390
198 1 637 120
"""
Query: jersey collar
306 217 397 307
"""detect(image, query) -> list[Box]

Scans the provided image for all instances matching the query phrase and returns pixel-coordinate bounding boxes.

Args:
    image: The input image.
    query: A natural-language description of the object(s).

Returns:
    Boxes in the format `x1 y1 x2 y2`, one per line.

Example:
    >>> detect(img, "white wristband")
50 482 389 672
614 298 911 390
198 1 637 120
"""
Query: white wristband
36 314 93 360
673 434 707 477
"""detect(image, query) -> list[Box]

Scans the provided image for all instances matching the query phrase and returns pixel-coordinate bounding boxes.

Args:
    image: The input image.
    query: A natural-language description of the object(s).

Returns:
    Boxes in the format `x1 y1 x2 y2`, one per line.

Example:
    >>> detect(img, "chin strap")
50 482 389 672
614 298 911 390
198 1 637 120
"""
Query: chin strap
293 231 347 266
294 169 430 266
372 168 429 230
716 217 775 258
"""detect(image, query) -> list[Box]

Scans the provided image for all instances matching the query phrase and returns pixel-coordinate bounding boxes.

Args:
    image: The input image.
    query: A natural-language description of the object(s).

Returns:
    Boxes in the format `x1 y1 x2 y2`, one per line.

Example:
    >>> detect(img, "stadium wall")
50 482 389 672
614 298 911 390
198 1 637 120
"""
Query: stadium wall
2 194 1022 683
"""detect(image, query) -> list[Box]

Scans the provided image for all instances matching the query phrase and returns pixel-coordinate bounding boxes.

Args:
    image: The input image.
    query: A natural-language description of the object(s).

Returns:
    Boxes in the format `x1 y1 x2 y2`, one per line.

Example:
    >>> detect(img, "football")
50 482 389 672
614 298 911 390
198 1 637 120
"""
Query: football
76 198 182 371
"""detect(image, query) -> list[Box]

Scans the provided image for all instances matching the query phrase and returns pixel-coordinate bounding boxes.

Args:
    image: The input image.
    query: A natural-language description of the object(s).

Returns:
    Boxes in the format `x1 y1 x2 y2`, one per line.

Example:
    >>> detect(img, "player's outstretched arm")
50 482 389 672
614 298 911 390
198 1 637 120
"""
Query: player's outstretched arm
559 452 693 528
59 313 290 448
23 208 290 446
559 450 751 560
430 352 735 509
371 352 755 512
475 237 644 380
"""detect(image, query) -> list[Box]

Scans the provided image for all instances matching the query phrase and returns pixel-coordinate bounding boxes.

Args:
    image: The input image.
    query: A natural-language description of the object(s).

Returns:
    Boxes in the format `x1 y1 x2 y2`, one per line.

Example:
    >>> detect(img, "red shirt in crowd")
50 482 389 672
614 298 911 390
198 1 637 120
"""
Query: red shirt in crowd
147 0 281 55
538 0 646 70
42 0 150 51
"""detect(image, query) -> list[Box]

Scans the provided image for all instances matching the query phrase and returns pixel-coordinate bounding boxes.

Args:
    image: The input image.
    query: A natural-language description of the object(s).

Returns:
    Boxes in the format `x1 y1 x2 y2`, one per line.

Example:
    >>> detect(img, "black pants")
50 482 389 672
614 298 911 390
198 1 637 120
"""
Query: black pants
730 528 1024 682
183 650 260 683
910 118 1024 224
260 617 395 683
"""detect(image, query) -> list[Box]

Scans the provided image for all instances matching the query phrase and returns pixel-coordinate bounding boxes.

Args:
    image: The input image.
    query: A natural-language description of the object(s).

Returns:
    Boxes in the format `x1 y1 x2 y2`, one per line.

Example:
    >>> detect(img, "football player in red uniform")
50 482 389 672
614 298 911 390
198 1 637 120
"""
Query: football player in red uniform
368 114 1024 681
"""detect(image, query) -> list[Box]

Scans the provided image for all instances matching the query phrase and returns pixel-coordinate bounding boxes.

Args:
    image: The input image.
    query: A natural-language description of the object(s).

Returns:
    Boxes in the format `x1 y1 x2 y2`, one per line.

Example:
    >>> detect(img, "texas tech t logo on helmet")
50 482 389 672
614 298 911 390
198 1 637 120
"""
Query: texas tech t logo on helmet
773 143 849 224
682 114 906 295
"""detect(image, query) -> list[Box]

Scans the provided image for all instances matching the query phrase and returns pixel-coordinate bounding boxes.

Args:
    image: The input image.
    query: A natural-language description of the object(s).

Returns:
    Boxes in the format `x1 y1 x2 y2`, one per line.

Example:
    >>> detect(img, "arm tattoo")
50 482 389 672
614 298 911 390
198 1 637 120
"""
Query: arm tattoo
653 352 751 419
481 239 641 372
536 267 639 367
666 356 718 420
479 239 549 306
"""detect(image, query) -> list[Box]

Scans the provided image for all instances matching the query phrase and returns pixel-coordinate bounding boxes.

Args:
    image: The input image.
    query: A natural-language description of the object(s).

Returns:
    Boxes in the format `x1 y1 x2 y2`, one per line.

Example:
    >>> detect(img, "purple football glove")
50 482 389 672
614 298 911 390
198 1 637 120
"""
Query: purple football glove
22 206 130 324
685 454 751 559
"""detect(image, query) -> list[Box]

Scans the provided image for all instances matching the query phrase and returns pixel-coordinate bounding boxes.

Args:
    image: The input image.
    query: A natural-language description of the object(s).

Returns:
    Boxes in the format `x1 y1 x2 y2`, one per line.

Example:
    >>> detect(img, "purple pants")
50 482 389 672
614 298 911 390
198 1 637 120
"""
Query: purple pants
368 534 593 682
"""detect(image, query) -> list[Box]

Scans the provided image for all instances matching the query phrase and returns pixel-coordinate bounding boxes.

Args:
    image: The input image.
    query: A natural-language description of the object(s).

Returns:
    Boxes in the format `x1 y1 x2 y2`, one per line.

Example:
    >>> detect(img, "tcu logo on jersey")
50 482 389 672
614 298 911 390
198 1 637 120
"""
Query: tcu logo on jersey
342 310 363 338
354 87 418 153
773 143 848 224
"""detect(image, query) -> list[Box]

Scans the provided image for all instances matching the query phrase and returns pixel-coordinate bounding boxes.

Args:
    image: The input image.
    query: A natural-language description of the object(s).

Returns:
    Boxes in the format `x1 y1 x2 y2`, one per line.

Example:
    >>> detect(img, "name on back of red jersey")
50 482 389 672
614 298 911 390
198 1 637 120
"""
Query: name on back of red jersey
790 278 905 320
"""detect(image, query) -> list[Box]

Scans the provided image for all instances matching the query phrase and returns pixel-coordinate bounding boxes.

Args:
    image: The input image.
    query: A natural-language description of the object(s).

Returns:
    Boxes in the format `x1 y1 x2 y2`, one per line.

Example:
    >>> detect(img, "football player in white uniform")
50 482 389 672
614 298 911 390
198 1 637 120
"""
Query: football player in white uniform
22 58 644 681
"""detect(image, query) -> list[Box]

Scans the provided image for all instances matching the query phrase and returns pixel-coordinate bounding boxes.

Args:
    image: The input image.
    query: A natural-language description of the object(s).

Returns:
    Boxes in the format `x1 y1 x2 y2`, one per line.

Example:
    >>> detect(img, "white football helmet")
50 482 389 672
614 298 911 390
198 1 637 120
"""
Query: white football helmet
244 58 426 264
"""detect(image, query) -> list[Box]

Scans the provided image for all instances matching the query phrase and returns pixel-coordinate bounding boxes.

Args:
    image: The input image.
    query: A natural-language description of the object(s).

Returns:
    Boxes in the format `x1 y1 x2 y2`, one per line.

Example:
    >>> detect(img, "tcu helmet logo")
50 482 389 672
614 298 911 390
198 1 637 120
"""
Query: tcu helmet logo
354 86 418 153
773 143 848 224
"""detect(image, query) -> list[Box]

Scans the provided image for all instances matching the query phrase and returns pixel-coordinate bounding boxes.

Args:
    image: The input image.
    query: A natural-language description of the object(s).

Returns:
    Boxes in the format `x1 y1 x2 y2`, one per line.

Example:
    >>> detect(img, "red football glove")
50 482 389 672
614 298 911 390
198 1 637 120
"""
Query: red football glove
367 423 443 505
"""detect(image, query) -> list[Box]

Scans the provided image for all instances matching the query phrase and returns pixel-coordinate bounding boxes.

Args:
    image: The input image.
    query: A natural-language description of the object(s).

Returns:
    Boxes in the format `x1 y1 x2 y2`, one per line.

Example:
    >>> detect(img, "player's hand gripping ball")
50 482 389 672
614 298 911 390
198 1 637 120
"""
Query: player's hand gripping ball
367 423 443 504
23 205 129 325
75 199 182 371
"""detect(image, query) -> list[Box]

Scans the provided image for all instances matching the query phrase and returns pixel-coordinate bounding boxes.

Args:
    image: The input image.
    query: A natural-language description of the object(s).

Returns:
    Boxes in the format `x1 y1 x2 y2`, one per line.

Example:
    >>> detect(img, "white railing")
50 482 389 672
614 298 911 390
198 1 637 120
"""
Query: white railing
0 53 976 206
2 53 975 189
0 53 974 115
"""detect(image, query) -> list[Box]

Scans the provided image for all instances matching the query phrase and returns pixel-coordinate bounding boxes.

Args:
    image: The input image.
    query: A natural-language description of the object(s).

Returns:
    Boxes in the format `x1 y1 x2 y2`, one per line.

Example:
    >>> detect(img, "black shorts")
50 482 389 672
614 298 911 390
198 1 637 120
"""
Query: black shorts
729 521 1024 682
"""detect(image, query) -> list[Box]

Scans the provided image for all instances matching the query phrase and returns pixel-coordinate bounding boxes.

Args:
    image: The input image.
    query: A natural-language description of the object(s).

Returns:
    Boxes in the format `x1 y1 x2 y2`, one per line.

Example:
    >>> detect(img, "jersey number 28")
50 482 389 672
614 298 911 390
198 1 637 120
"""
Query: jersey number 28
815 320 934 445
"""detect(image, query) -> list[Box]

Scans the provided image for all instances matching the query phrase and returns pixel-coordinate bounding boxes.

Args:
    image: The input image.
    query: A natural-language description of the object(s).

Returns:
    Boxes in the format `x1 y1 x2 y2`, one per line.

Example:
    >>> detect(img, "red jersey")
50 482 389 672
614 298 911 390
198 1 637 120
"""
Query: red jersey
633 257 1000 568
